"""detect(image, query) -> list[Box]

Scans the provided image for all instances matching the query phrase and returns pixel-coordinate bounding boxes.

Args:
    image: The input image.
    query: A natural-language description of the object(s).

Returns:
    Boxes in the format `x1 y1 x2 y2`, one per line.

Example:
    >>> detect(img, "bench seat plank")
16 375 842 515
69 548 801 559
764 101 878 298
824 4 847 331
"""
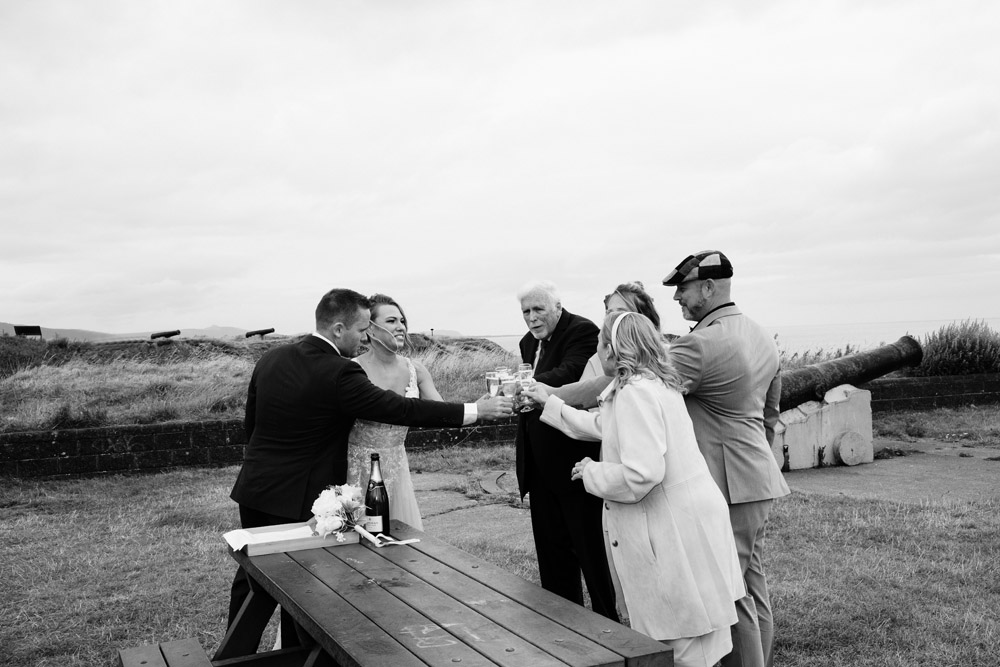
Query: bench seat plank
119 638 210 667
295 545 567 667
160 639 212 667
119 643 169 667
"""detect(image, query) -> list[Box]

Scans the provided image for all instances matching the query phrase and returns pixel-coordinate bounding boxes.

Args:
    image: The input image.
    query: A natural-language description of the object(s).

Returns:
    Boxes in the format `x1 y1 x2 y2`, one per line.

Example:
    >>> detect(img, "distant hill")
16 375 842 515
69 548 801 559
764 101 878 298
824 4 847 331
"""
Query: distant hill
0 321 284 342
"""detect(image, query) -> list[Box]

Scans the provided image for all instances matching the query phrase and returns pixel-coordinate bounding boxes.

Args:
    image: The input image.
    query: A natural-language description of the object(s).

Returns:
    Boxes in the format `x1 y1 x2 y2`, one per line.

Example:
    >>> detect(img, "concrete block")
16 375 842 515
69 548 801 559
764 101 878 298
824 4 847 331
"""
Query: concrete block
777 385 873 469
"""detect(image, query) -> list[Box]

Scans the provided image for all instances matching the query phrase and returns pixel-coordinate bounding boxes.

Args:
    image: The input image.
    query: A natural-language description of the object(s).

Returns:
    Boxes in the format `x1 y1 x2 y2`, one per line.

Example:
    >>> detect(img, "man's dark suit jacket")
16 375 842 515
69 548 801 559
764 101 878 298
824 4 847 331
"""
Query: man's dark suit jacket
230 335 464 521
515 309 600 498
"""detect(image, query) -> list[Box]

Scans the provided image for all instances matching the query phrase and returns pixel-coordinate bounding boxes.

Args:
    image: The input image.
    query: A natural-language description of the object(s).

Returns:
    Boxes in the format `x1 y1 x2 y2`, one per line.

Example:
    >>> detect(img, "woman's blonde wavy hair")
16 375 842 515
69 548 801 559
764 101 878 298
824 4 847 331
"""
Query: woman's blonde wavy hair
601 310 684 399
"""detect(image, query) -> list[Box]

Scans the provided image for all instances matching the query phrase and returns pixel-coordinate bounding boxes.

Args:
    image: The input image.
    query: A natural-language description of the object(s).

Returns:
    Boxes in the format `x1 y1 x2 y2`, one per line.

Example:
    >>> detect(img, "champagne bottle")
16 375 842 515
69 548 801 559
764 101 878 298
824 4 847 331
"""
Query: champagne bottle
364 453 390 536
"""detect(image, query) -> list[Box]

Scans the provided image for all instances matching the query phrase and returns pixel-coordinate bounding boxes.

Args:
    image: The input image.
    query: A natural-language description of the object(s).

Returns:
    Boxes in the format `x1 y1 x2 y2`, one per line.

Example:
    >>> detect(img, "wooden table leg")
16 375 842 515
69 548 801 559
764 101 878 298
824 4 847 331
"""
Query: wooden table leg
213 582 278 660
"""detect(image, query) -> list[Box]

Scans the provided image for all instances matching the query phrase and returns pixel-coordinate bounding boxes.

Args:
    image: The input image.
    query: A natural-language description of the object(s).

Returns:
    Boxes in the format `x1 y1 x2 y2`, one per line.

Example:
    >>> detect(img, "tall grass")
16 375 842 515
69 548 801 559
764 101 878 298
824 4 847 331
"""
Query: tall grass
0 337 517 433
777 341 862 370
2 320 998 433
905 319 1000 377
412 346 519 402
1 356 251 432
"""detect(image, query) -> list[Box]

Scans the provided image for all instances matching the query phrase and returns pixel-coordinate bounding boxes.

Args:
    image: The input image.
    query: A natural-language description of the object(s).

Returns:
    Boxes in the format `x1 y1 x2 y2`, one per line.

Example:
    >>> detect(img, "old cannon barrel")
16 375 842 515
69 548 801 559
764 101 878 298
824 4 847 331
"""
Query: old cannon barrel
779 335 923 411
246 328 275 338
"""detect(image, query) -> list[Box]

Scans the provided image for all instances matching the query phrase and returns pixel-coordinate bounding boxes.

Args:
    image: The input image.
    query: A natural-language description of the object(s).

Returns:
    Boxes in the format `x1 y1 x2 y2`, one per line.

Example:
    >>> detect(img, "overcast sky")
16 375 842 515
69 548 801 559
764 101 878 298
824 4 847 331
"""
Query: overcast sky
3 0 998 338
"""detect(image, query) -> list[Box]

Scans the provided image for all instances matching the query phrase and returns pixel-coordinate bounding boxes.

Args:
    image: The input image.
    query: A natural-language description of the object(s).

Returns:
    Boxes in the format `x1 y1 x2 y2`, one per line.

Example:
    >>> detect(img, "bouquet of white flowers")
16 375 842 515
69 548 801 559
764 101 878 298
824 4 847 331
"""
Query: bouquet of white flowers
310 484 365 542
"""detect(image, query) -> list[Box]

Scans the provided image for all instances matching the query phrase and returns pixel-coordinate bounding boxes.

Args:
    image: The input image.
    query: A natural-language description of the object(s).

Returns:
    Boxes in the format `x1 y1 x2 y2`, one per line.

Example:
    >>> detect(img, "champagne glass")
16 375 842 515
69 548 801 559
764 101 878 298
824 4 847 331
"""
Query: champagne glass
485 372 501 397
501 376 518 401
517 362 533 380
517 378 536 412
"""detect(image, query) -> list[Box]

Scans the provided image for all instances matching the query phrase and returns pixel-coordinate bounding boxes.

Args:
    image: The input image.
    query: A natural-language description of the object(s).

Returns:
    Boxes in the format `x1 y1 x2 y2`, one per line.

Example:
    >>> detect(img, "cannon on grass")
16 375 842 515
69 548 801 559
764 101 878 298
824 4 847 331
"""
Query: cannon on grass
773 336 923 470
246 328 275 339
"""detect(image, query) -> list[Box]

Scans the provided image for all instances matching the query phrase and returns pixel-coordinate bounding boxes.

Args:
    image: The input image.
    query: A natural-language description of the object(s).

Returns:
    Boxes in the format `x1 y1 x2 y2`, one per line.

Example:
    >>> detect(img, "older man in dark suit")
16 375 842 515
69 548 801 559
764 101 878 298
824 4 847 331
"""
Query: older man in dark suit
228 288 512 649
515 281 617 620
664 251 790 667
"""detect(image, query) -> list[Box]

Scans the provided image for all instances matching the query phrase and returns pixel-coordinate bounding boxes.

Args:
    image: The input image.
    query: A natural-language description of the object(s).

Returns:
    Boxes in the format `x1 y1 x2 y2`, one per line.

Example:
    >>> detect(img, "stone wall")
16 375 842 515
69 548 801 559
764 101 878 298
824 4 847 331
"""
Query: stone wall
0 420 248 478
0 417 519 480
863 373 1000 412
4 373 998 479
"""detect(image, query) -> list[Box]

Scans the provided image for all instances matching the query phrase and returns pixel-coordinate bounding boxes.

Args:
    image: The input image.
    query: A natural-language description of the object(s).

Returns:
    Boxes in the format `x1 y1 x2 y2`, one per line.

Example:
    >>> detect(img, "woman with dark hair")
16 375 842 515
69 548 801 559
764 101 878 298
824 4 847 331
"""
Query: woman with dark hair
576 281 661 380
345 293 442 531
523 311 744 667
541 281 660 413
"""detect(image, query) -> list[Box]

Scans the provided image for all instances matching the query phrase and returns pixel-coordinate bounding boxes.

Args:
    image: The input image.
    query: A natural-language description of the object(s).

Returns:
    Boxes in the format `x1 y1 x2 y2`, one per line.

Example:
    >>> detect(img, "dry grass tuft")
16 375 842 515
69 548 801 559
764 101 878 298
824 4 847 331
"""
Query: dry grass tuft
1 356 252 433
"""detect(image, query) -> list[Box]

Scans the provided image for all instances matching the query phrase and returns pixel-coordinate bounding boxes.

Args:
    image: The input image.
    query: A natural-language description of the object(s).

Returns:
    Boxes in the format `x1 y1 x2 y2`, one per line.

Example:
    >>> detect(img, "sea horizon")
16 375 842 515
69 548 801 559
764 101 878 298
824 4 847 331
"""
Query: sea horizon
474 316 1000 355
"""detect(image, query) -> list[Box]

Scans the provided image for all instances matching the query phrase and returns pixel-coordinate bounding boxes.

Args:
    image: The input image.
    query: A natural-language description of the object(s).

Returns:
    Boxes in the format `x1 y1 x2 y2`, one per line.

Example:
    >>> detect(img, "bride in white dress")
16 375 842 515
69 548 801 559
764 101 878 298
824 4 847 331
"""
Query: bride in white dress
345 293 443 531
274 294 443 648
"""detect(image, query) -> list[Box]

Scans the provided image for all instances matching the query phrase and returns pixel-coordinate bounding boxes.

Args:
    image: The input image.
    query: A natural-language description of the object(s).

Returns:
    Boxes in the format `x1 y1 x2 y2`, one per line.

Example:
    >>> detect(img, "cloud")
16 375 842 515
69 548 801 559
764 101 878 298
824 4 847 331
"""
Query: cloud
1 0 998 335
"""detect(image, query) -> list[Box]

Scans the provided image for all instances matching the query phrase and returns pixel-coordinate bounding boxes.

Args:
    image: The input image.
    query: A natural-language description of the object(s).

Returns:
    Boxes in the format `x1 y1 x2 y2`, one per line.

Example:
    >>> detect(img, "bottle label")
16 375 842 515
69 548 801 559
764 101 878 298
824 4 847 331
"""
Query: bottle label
366 515 384 533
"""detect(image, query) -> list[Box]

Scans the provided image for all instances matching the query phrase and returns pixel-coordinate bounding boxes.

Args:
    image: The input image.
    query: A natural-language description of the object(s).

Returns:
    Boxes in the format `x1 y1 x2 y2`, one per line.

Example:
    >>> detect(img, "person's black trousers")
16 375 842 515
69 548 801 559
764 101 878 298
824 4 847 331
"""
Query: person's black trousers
227 505 303 650
528 468 618 621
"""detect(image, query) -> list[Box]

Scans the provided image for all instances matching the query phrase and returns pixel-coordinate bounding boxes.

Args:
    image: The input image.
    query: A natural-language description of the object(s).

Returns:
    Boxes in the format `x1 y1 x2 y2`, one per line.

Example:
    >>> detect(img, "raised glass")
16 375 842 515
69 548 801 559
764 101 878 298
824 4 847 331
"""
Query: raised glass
516 378 536 412
485 372 501 397
500 377 518 400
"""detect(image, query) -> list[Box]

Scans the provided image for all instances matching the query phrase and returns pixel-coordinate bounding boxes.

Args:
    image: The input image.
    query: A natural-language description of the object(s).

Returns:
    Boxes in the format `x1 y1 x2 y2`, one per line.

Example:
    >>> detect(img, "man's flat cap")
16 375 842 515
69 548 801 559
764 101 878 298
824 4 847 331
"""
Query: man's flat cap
662 250 733 286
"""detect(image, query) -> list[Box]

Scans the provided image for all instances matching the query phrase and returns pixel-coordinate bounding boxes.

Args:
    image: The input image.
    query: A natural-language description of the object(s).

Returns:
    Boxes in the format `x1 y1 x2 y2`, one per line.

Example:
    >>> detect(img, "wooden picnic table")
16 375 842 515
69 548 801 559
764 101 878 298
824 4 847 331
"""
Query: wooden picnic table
215 520 672 667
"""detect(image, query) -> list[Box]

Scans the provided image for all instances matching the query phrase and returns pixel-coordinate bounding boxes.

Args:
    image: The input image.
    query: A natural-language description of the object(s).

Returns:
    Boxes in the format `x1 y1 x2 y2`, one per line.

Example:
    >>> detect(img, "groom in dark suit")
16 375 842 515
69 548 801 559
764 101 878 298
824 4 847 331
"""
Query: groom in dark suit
227 288 512 649
515 281 617 621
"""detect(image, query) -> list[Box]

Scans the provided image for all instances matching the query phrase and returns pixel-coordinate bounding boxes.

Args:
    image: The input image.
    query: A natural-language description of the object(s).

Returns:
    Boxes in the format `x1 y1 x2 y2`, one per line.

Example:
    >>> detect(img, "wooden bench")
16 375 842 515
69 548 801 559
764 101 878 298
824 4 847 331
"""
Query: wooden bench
119 638 211 667
120 638 328 667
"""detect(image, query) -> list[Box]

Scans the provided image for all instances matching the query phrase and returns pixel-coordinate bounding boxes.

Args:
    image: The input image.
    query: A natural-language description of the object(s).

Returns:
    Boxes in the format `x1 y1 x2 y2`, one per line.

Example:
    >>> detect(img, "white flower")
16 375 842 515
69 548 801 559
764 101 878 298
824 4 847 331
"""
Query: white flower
338 484 363 503
311 488 342 517
314 515 344 538
310 484 366 538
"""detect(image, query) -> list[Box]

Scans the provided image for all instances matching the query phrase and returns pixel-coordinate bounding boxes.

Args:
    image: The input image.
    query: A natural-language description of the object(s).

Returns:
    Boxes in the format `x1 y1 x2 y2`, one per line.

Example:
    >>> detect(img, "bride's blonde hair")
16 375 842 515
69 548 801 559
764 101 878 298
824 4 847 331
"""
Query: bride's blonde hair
602 310 684 398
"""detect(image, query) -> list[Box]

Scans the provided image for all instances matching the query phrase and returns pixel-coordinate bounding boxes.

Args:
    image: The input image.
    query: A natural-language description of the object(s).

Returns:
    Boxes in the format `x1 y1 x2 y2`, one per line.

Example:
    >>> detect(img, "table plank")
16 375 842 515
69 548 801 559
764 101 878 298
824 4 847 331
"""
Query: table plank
300 544 568 667
388 522 672 667
238 551 425 667
369 540 623 667
287 547 496 667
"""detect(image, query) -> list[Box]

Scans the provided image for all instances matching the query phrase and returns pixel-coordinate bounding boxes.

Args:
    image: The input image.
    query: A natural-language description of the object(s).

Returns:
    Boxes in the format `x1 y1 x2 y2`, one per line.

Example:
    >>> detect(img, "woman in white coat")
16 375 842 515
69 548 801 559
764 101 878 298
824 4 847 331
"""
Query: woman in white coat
523 311 745 667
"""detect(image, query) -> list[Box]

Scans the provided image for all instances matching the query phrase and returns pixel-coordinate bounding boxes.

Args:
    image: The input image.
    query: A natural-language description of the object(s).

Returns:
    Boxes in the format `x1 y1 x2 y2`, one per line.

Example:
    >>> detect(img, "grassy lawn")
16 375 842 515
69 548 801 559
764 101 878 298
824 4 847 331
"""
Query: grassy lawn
3 442 999 667
873 405 1000 447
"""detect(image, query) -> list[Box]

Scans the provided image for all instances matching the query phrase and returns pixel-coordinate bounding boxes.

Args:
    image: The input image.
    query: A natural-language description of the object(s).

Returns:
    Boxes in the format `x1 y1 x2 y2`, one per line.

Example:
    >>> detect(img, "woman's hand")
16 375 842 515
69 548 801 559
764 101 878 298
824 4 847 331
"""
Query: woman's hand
570 457 594 481
521 382 550 406
475 394 514 421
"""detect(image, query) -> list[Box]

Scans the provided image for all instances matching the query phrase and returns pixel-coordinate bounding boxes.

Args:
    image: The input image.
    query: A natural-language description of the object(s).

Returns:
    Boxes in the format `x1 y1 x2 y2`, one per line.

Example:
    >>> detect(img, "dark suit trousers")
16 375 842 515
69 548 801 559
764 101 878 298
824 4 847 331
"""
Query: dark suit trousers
227 506 303 650
527 465 618 621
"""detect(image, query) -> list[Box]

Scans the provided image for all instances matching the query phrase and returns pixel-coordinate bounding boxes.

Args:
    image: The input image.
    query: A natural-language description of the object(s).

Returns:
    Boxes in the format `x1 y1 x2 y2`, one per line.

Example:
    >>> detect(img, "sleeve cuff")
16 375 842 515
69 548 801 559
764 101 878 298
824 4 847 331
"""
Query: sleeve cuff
462 403 477 425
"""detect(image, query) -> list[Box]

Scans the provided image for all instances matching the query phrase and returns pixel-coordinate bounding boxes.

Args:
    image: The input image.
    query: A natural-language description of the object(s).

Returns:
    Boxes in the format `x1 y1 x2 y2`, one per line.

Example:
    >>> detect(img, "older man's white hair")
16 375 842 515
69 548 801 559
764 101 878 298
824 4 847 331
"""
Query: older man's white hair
516 280 562 307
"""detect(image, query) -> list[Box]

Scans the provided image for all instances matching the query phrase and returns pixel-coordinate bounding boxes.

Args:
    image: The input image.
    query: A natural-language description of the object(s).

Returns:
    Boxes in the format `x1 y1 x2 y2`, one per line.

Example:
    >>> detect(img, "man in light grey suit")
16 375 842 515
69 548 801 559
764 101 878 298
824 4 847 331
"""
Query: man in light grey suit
663 250 790 667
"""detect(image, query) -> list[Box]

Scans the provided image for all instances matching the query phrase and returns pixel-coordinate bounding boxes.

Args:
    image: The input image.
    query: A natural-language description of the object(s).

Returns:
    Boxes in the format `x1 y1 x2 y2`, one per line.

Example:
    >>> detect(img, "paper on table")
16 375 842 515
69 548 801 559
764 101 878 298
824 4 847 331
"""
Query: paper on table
223 521 418 555
223 524 316 551
222 524 313 551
